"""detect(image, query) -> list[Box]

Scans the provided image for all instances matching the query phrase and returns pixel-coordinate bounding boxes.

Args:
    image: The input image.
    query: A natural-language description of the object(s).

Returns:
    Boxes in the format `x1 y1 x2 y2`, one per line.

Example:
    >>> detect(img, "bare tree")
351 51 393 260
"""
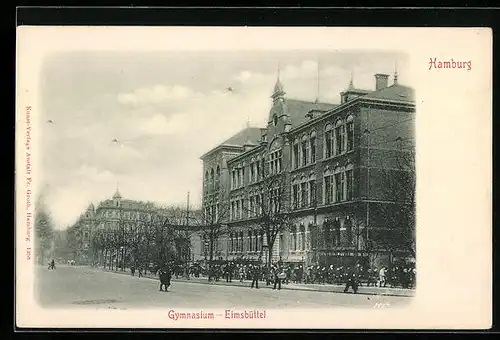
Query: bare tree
369 141 416 264
248 155 296 270
192 189 231 280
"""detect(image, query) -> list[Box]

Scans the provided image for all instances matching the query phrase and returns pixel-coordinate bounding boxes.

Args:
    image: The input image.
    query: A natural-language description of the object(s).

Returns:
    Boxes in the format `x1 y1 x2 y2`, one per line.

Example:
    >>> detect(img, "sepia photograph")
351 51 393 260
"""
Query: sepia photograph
16 26 491 329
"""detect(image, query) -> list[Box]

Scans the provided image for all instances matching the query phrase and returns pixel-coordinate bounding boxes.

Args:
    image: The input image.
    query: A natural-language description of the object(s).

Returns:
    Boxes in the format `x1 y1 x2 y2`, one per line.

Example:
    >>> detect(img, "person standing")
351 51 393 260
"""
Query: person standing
379 266 387 287
159 264 172 292
251 264 261 289
273 266 284 290
344 264 360 294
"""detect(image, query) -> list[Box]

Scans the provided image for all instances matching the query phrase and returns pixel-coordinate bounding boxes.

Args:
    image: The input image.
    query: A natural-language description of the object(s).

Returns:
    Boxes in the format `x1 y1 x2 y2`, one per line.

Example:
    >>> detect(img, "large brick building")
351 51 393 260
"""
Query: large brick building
200 69 415 269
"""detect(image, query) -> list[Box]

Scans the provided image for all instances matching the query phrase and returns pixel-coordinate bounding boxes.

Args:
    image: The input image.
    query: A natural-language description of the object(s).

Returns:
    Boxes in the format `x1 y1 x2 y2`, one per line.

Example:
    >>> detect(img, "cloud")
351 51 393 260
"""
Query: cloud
117 85 196 106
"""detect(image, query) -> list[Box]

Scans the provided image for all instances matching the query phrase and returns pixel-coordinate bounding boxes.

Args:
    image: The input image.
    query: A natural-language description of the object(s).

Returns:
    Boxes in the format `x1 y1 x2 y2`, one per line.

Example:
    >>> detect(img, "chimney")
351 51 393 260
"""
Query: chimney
374 73 389 91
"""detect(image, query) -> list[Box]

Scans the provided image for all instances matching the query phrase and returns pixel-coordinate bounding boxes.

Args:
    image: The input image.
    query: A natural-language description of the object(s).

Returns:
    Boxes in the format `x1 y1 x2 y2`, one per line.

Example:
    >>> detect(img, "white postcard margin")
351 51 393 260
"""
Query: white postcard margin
15 26 492 329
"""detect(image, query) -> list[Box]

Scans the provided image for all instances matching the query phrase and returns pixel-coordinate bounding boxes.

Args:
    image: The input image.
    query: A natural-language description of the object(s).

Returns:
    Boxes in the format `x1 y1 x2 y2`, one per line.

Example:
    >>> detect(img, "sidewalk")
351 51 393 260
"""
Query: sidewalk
97 267 415 297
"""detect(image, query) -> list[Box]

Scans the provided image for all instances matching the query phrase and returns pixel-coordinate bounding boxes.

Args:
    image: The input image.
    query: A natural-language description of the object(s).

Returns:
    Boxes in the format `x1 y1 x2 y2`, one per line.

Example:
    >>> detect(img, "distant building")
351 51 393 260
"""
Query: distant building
67 189 198 265
200 68 415 269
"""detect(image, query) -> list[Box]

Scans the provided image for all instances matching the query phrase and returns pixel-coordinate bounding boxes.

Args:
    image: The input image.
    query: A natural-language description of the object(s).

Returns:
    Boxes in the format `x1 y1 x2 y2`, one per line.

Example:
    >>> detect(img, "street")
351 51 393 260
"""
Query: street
35 265 411 310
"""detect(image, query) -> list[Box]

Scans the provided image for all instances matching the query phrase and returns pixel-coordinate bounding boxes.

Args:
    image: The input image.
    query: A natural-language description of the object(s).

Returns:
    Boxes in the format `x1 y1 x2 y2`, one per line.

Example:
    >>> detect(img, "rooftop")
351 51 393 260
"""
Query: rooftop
362 83 415 102
220 126 263 146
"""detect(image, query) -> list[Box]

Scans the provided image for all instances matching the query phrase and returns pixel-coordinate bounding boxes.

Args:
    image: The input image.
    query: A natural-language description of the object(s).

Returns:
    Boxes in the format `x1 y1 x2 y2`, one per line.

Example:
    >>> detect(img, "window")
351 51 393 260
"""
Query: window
335 122 346 155
216 166 221 188
292 183 299 209
325 125 333 158
236 200 240 220
248 231 253 252
240 232 244 252
300 225 306 250
324 174 334 204
346 116 354 151
273 114 278 126
269 149 282 174
293 141 299 169
256 160 261 180
249 196 255 217
323 222 331 248
242 167 245 187
310 132 317 163
309 179 316 206
334 221 341 247
346 219 353 245
335 172 345 202
291 225 297 250
210 168 215 189
346 169 353 201
301 182 308 208
256 194 262 215
250 161 255 183
301 136 308 166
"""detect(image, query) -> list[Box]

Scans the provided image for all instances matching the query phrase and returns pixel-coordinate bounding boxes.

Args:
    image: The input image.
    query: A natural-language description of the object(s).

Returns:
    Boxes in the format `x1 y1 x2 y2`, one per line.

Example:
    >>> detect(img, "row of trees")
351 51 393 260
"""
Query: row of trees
88 206 196 273
34 194 55 265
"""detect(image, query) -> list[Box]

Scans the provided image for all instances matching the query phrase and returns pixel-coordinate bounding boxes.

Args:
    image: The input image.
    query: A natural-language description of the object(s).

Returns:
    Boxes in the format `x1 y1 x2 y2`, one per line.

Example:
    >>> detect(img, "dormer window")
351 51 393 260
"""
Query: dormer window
273 114 278 126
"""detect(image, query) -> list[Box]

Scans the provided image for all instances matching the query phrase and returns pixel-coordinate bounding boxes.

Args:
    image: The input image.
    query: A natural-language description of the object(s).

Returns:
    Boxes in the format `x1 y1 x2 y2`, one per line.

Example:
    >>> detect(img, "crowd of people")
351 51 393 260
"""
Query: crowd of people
172 260 416 290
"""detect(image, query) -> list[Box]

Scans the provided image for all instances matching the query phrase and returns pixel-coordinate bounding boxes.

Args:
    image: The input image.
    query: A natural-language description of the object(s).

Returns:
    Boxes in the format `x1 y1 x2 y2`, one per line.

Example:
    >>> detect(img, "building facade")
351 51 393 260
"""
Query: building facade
200 70 415 269
67 189 196 265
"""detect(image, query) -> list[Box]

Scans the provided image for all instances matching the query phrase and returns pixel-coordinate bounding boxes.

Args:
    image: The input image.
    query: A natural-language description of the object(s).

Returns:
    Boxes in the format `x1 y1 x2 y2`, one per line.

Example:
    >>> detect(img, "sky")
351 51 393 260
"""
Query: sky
39 49 409 230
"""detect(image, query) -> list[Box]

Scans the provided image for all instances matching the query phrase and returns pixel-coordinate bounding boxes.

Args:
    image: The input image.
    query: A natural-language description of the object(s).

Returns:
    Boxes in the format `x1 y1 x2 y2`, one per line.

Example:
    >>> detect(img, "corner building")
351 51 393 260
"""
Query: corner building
200 70 415 269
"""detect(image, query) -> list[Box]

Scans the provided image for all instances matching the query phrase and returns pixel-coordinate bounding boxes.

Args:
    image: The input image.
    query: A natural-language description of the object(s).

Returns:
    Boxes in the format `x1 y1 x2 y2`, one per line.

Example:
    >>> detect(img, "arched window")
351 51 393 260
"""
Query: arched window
248 230 253 252
324 168 334 204
301 135 309 166
346 163 354 201
216 165 221 188
323 221 331 249
293 139 300 169
300 176 308 208
335 119 346 155
310 131 317 163
345 217 353 246
240 231 244 252
230 232 233 252
334 166 345 202
291 225 297 250
325 124 333 158
346 115 354 151
300 224 306 250
210 168 215 189
310 223 318 250
333 219 341 247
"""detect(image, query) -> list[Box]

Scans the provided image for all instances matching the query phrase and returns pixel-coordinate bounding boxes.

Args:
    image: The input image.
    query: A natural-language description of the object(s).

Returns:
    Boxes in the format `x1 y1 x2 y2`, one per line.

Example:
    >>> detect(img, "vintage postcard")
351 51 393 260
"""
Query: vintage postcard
15 26 492 329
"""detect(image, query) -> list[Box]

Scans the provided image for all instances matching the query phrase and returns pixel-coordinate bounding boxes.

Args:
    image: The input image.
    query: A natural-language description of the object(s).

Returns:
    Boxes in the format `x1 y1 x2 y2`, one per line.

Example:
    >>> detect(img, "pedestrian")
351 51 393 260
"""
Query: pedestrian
159 264 172 292
344 264 360 294
239 266 245 283
273 266 285 290
379 266 387 287
251 264 261 289
131 265 135 276
138 265 143 278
